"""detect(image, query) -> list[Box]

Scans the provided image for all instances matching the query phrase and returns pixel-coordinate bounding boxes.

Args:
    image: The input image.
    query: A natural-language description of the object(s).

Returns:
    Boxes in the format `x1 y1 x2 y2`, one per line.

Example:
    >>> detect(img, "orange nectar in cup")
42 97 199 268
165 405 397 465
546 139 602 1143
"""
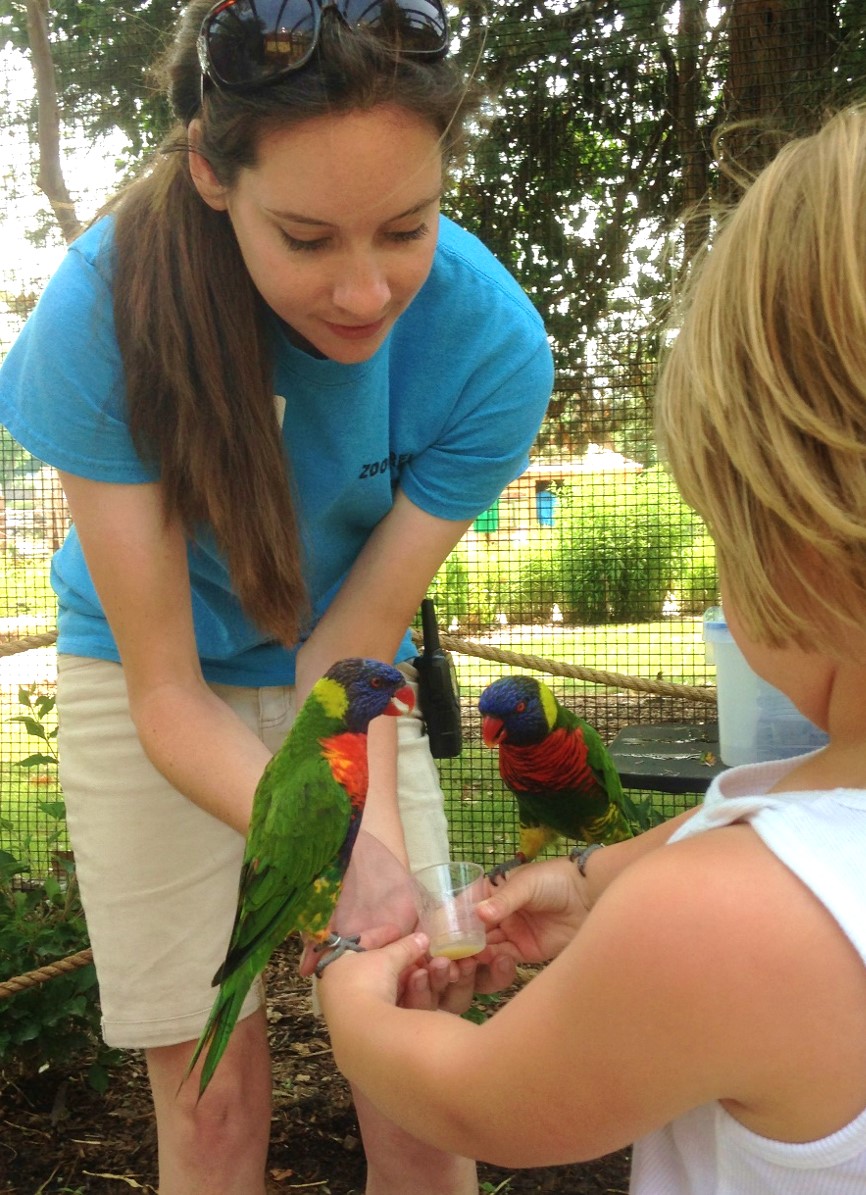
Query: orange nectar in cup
428 929 487 960
413 861 486 961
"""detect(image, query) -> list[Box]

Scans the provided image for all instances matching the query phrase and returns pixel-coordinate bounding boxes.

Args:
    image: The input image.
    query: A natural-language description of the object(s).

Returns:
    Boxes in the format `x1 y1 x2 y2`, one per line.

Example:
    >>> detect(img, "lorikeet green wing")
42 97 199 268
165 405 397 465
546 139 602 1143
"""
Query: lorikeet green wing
185 658 413 1097
478 674 632 882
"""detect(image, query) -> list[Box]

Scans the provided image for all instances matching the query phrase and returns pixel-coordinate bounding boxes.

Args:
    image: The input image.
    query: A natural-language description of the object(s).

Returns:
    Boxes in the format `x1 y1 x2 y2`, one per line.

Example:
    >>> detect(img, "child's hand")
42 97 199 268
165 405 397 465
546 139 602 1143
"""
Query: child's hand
399 949 516 1013
316 927 517 1019
317 930 430 1020
475 856 590 964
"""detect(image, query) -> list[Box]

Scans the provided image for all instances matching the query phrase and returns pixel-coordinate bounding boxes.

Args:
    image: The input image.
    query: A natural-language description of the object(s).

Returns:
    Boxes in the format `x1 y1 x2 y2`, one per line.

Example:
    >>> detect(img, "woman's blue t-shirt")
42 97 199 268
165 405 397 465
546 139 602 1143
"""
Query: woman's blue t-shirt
0 214 552 685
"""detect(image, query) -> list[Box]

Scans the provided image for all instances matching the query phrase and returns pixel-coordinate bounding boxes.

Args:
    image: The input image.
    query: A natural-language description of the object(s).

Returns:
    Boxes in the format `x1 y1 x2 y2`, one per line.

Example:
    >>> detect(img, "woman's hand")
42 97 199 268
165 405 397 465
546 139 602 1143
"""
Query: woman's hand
475 857 591 965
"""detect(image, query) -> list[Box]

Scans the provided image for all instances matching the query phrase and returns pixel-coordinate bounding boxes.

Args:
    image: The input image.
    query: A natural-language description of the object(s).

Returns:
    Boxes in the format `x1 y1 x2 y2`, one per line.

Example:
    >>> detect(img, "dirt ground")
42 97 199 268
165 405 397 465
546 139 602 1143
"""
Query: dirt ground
0 937 632 1194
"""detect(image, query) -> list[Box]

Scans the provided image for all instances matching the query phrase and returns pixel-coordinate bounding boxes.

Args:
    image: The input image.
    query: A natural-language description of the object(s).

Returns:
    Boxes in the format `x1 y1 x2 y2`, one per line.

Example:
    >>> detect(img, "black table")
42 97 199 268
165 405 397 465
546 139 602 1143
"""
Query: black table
608 721 726 795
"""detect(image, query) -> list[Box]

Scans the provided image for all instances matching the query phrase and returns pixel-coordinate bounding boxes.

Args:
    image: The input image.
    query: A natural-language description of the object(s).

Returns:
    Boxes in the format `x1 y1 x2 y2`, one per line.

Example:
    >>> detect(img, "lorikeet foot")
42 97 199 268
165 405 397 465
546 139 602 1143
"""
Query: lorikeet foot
486 856 525 885
313 931 364 976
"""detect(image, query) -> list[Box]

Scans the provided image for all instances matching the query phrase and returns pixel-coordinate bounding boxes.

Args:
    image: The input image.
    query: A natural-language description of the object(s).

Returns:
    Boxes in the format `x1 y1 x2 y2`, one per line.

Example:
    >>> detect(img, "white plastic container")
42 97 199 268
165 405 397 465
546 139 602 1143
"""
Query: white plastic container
703 617 828 766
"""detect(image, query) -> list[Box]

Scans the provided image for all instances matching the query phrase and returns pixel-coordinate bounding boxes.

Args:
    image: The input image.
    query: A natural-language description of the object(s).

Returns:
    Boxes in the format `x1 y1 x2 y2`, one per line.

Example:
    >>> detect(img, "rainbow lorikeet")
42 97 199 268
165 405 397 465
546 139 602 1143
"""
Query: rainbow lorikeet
186 657 414 1097
478 674 633 882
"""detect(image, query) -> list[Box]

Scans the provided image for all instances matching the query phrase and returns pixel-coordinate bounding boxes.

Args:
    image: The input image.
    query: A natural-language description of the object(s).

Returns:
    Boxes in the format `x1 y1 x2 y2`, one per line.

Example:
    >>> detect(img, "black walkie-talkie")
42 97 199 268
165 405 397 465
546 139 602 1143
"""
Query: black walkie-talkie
413 598 462 758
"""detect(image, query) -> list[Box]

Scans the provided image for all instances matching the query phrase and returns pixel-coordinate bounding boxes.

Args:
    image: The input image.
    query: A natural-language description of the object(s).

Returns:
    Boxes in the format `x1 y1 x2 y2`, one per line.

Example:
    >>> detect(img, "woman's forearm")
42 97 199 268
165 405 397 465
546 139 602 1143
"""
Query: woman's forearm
130 678 272 836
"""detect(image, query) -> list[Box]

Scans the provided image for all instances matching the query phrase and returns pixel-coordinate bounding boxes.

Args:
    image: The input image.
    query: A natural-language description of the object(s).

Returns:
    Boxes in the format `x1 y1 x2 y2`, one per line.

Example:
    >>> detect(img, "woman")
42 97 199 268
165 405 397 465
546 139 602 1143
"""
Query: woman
0 1 552 1191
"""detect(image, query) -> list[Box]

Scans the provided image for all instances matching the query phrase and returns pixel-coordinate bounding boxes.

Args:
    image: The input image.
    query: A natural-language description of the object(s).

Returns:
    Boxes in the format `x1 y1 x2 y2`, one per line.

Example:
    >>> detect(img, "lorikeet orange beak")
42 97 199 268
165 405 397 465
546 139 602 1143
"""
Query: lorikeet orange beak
385 684 415 717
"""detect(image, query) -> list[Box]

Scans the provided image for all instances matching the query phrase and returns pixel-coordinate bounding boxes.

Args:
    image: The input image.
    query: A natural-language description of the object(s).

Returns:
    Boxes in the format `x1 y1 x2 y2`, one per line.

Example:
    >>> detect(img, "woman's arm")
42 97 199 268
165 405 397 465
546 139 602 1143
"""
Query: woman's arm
295 488 471 688
296 489 472 862
59 472 272 835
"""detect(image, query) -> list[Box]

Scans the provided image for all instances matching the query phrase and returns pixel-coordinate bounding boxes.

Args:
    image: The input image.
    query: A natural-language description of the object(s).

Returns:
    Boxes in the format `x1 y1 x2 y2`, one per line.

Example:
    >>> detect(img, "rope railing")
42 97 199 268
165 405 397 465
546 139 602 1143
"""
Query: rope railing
434 632 717 705
0 948 94 999
0 629 58 655
0 627 716 998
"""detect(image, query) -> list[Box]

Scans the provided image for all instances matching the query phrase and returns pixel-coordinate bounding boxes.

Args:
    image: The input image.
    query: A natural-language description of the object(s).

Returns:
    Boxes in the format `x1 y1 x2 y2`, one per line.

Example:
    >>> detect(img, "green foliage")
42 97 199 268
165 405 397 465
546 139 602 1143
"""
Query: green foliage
541 468 702 624
10 685 58 770
426 544 501 633
0 427 39 485
0 0 179 162
672 531 719 615
0 551 56 619
2 687 64 871
0 849 109 1088
462 991 504 1027
0 688 119 1091
427 471 712 632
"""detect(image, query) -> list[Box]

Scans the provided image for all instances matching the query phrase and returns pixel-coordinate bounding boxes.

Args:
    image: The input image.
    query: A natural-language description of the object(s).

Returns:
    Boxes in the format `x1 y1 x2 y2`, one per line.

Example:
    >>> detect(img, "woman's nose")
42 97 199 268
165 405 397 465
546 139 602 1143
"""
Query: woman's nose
331 253 391 319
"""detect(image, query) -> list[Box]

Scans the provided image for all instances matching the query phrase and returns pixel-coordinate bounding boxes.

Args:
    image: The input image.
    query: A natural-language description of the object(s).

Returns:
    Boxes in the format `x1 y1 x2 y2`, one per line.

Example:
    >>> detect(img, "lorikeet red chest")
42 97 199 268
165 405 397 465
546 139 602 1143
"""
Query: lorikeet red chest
499 725 601 798
322 732 369 805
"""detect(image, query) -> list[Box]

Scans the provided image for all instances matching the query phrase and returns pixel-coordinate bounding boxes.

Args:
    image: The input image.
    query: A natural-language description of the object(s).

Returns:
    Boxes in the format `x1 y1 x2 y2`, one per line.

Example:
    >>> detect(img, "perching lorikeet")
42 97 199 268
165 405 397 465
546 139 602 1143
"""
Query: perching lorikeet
186 657 414 1097
478 674 633 882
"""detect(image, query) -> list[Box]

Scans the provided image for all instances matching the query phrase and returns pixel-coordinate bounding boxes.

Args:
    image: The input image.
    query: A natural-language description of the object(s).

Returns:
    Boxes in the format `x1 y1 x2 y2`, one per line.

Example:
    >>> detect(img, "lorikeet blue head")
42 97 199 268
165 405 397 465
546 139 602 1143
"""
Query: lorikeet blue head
323 658 414 732
478 675 556 748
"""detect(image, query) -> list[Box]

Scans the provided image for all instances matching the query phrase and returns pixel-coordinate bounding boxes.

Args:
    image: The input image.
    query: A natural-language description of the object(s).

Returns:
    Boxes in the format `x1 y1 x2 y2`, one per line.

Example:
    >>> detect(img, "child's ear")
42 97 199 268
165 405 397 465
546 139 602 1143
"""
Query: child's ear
188 119 229 211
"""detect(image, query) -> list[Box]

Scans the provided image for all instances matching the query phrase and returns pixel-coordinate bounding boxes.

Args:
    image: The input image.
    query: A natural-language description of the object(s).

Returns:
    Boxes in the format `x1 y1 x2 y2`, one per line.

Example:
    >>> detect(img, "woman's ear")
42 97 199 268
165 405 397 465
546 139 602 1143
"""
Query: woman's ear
188 119 229 211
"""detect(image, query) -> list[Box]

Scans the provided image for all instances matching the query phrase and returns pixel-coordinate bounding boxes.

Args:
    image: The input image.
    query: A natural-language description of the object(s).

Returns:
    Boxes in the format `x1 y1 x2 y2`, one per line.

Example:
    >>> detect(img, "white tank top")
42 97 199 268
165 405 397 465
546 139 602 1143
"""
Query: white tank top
631 755 866 1194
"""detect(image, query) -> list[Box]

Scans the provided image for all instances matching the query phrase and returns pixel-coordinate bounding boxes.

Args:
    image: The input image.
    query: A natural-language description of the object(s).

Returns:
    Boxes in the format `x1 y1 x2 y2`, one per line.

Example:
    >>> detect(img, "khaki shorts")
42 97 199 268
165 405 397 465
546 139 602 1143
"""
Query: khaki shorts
57 655 451 1049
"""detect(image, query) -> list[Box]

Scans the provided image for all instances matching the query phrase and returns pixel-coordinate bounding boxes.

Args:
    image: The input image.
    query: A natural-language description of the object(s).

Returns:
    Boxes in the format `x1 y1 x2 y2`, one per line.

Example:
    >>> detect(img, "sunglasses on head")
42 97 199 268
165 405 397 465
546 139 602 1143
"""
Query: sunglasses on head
197 0 451 94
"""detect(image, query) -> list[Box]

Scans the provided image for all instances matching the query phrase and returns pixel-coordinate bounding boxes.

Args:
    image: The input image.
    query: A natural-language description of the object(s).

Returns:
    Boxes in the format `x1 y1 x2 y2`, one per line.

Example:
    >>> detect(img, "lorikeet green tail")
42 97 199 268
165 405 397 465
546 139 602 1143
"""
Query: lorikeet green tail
478 674 633 882
186 658 414 1097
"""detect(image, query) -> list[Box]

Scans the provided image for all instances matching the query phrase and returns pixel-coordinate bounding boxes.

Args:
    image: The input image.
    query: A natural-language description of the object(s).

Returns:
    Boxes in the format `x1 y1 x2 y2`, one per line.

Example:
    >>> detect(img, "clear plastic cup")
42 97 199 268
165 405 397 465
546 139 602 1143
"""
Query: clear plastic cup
412 861 486 960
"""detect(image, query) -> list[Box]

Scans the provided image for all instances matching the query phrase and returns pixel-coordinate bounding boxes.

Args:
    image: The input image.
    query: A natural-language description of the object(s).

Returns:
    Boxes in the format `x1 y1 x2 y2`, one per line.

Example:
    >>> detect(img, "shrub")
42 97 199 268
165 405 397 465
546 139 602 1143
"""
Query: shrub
0 688 120 1092
672 532 719 615
428 467 711 630
532 468 702 624
0 849 113 1088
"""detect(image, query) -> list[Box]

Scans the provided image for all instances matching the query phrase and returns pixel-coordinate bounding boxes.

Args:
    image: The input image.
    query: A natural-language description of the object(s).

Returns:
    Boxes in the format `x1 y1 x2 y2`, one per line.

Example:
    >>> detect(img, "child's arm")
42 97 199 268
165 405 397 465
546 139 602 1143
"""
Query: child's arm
476 807 698 965
319 820 856 1167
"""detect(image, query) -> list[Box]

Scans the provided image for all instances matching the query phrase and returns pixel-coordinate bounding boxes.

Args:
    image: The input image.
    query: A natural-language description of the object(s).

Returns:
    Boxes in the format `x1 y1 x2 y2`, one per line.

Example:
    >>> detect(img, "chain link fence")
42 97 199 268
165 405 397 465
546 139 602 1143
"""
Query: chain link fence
4 0 863 875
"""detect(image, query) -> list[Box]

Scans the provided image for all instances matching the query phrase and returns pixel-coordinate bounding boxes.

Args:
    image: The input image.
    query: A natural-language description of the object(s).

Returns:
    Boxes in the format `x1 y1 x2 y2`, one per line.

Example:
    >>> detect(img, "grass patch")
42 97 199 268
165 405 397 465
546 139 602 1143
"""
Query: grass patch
450 617 710 693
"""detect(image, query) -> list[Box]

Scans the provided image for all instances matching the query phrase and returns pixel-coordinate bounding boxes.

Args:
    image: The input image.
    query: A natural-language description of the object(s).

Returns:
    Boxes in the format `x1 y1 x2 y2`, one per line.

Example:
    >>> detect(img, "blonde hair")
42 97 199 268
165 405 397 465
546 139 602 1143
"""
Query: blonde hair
656 105 866 652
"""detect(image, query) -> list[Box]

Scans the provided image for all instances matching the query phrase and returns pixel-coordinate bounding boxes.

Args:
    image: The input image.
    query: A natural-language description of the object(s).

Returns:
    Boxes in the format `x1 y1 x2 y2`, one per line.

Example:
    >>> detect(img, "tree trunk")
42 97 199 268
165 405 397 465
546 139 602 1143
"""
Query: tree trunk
677 0 711 260
25 0 82 244
720 0 835 194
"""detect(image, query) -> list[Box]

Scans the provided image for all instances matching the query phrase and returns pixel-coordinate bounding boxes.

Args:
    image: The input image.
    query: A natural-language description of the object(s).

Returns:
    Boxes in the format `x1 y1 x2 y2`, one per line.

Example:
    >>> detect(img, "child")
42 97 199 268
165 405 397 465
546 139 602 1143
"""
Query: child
318 104 866 1192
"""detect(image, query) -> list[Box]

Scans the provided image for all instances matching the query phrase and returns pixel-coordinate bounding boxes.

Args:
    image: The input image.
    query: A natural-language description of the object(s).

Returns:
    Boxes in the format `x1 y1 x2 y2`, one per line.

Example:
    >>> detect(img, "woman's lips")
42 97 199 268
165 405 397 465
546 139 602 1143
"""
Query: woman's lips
322 318 386 341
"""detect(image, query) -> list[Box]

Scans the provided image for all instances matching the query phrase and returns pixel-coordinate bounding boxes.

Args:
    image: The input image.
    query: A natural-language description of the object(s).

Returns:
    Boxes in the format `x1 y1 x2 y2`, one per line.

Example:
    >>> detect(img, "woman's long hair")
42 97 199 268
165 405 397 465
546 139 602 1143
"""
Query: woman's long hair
106 0 476 644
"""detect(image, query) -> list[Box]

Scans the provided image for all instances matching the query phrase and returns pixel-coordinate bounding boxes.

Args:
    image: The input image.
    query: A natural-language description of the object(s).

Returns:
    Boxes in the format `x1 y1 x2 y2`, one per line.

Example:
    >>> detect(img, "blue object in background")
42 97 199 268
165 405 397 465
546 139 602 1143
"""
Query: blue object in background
536 486 557 527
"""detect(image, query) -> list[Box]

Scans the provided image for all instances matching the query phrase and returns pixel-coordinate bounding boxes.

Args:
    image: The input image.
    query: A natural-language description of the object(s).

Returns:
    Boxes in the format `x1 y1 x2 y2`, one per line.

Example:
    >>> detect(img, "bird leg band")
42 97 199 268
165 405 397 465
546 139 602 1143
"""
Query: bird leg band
569 842 605 876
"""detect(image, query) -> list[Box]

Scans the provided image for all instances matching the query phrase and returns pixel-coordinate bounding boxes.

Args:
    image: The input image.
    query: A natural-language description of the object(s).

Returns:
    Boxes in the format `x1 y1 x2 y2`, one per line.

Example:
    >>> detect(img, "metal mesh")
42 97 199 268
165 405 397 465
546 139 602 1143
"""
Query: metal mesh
3 0 862 875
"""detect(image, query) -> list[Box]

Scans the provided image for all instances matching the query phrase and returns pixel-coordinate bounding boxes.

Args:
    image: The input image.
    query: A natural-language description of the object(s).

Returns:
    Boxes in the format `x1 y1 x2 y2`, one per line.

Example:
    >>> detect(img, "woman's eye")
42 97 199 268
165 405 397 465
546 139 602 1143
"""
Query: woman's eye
388 223 429 244
280 230 329 253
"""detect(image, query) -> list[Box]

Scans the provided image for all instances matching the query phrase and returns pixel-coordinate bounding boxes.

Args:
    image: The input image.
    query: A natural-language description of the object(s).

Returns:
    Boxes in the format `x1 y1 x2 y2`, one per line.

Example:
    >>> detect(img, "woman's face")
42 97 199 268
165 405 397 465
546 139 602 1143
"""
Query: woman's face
193 103 443 363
